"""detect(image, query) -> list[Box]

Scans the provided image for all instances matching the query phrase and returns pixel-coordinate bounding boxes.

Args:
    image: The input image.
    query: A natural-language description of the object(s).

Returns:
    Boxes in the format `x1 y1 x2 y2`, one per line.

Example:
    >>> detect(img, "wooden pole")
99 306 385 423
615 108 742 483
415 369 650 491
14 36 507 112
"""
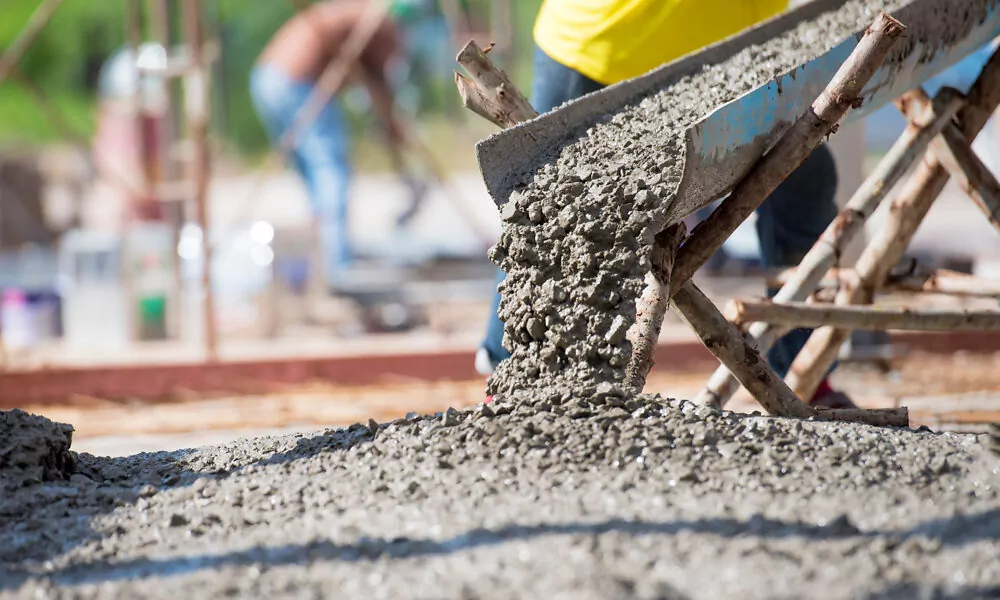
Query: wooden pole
183 0 217 361
0 0 66 87
696 87 964 408
767 266 1000 298
670 13 906 292
672 282 817 419
623 225 684 392
123 0 145 342
676 280 907 426
936 120 1000 235
148 0 184 341
785 46 1000 401
726 299 1000 331
895 88 1000 235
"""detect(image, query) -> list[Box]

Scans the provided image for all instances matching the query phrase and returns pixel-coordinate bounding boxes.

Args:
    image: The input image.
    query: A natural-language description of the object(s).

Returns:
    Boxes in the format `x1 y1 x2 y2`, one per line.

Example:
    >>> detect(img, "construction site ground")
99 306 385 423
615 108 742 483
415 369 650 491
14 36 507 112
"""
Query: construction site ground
24 349 997 458
6 160 1000 595
8 264 1000 457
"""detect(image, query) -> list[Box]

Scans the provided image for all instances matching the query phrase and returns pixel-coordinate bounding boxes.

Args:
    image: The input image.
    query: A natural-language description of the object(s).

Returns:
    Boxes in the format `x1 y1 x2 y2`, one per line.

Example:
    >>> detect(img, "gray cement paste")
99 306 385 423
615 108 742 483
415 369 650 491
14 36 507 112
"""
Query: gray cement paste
485 0 998 401
0 409 75 492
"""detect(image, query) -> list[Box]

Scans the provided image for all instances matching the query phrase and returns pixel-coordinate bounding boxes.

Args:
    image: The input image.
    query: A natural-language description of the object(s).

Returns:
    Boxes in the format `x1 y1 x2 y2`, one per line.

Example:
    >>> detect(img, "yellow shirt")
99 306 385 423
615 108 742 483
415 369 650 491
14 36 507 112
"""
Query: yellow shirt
534 0 789 85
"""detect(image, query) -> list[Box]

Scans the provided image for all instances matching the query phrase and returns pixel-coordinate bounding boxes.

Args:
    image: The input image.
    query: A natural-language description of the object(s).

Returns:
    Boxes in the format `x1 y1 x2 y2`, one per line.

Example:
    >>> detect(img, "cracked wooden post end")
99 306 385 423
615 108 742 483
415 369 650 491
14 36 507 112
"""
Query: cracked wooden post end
670 12 906 294
455 41 537 129
454 42 668 383
725 299 1000 332
624 225 685 393
785 45 1000 401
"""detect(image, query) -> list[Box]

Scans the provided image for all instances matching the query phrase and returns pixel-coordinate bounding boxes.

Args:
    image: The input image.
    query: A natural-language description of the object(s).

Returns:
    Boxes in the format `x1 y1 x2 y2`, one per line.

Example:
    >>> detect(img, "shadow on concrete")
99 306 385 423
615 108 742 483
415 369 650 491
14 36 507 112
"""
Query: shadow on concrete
861 580 1000 599
4 509 1000 592
0 423 379 582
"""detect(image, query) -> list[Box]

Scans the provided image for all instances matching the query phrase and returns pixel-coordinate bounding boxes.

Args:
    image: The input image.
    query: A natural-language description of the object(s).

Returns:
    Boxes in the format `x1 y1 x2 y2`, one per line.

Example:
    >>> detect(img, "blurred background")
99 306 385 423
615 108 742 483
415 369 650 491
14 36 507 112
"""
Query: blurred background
4 0 1000 455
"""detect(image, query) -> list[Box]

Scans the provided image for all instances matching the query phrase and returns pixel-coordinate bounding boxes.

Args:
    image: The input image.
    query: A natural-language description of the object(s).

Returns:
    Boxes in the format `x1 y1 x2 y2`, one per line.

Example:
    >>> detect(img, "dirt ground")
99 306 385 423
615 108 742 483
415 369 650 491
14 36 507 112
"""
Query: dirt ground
17 351 1000 458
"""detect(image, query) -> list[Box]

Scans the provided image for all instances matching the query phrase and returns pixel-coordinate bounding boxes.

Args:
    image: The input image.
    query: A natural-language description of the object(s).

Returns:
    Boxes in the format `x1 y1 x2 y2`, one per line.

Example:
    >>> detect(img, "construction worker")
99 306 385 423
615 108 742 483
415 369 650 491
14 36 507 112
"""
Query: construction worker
477 0 855 409
250 0 416 292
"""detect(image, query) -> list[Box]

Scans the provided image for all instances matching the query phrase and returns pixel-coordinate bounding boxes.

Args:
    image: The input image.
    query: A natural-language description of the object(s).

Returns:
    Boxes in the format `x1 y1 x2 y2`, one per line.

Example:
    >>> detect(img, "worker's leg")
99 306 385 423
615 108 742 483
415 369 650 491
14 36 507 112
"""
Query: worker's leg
755 143 841 384
477 47 604 373
296 101 352 288
250 65 352 288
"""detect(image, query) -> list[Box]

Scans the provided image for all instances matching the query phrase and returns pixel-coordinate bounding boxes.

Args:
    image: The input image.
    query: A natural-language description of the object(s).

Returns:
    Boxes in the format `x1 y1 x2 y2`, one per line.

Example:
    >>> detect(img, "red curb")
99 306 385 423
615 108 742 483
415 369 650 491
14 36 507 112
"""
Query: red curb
1 331 997 407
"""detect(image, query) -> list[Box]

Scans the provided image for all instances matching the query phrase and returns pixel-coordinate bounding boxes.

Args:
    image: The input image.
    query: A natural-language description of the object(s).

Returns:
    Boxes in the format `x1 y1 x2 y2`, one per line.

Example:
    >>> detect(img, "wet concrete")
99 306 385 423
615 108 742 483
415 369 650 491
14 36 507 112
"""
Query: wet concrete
1 400 999 598
0 410 75 492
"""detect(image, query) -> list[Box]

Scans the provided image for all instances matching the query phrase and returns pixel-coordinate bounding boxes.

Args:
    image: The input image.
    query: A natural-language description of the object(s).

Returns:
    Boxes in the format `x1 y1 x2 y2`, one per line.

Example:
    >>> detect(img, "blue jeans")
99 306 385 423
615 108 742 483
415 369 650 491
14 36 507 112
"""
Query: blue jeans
250 65 352 287
482 47 840 382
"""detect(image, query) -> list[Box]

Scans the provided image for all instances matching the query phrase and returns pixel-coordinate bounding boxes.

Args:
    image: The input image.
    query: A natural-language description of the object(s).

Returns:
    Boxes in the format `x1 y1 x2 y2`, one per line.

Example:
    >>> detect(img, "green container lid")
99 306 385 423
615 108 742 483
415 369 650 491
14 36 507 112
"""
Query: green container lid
138 295 166 323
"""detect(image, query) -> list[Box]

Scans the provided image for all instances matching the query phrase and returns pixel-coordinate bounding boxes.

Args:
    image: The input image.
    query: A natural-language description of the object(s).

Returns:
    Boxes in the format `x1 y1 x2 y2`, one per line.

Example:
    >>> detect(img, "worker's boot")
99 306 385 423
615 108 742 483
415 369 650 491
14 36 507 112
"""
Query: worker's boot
809 379 857 409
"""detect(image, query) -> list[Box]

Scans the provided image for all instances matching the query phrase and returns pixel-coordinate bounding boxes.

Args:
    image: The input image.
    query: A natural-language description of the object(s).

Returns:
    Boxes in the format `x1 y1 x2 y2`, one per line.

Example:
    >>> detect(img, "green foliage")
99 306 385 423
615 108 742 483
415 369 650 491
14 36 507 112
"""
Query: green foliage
212 0 298 153
0 0 545 154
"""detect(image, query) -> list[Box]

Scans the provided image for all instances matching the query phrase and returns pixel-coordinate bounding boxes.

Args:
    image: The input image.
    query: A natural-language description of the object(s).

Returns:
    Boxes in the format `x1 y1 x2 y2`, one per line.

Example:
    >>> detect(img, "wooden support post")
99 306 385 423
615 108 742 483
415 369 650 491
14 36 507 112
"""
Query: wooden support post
672 282 816 419
785 46 1000 401
726 299 1000 331
767 266 1000 298
182 0 217 361
150 0 184 341
677 279 908 426
122 0 145 342
896 87 1000 235
455 41 538 128
670 13 906 293
816 407 909 428
696 57 958 410
624 225 684 392
936 120 1000 234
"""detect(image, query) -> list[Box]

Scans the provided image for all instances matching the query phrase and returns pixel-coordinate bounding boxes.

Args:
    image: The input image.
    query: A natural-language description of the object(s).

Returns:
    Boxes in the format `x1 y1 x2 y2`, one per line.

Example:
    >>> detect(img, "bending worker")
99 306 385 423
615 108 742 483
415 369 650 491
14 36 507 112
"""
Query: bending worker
250 0 408 292
476 0 855 409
